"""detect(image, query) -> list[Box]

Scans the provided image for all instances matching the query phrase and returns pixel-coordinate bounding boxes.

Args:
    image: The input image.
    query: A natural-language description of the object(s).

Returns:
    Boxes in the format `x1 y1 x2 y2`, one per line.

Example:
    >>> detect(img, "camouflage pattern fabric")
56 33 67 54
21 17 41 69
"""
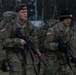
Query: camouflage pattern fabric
37 19 59 53
0 11 15 30
37 19 60 75
0 19 39 75
44 22 74 75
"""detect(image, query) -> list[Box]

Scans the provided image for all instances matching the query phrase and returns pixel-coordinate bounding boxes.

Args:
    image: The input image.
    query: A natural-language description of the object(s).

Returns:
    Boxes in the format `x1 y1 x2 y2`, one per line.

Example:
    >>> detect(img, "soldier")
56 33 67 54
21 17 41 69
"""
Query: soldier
44 10 75 75
0 3 41 75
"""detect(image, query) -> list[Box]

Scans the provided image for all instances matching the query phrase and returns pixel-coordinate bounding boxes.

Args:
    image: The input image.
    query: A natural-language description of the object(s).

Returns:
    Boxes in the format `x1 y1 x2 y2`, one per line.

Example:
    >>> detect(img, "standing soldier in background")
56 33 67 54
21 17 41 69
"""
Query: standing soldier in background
0 3 41 75
44 10 75 75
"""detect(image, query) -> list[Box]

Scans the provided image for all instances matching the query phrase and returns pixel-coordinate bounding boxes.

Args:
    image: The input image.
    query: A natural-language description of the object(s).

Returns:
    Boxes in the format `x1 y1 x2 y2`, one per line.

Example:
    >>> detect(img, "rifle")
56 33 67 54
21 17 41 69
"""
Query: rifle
15 28 48 75
56 36 76 70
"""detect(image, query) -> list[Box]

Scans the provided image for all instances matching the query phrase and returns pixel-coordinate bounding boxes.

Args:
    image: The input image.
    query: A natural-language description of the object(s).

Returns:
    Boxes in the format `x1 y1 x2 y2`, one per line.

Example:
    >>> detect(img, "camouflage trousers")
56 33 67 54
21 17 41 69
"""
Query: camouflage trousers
26 53 45 75
6 50 27 75
42 52 74 75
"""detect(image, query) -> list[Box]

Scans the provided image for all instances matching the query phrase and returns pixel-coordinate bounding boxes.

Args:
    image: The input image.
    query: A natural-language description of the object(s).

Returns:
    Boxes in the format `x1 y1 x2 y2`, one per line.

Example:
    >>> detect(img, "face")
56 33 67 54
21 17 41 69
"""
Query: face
62 18 72 26
16 9 27 21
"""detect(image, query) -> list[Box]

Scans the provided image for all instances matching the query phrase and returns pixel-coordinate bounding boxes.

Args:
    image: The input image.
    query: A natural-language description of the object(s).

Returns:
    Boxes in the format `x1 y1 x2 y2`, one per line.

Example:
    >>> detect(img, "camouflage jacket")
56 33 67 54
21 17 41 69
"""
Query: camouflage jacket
0 19 39 51
44 22 74 51
37 19 59 52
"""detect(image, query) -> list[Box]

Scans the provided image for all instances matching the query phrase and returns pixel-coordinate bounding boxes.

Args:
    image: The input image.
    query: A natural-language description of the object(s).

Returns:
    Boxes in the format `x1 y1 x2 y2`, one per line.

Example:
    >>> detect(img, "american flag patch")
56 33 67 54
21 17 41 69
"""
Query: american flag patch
47 32 52 35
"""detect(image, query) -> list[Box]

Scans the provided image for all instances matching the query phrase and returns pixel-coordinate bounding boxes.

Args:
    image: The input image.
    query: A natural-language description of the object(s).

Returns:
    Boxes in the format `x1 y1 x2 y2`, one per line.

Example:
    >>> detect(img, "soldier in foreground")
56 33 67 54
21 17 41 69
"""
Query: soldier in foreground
0 3 41 75
44 10 75 75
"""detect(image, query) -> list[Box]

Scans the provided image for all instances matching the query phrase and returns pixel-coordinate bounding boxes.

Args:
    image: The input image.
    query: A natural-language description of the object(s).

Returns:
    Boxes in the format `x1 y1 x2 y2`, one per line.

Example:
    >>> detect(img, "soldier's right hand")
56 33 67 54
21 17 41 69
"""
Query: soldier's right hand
20 39 27 45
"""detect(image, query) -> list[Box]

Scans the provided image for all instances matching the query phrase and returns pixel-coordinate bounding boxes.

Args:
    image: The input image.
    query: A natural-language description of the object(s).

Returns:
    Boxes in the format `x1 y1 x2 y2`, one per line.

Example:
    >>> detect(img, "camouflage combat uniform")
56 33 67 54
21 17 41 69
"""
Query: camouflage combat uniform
38 19 59 53
0 19 39 75
44 22 74 75
37 19 60 75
